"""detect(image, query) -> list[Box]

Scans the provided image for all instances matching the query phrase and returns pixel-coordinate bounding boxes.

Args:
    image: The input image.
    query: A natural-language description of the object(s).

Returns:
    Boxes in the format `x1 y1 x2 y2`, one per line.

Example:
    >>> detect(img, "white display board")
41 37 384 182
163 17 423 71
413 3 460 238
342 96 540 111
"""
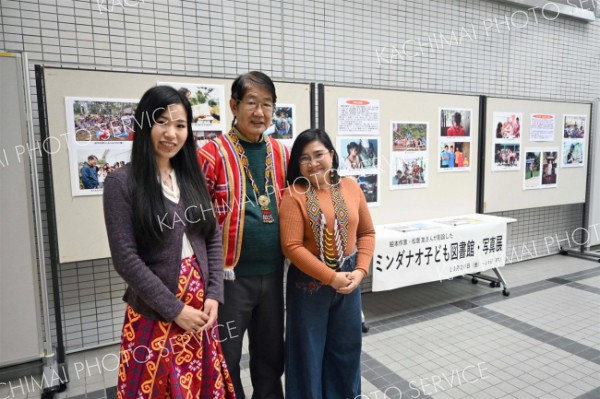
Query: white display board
0 53 43 366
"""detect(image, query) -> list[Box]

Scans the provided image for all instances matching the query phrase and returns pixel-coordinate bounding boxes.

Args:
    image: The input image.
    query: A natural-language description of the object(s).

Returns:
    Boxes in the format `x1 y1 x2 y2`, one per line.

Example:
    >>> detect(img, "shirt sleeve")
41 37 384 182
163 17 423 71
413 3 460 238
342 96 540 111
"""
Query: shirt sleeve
354 183 376 276
103 175 185 322
204 224 225 304
279 190 337 285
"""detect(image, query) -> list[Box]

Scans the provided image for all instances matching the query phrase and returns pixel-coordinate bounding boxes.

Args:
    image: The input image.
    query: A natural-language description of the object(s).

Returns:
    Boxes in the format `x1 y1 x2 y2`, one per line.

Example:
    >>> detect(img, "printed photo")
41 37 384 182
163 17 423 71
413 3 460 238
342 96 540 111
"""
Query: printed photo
563 115 586 139
439 141 471 171
440 108 471 137
337 137 379 174
194 130 223 148
390 152 427 189
265 104 295 140
492 143 520 171
74 148 130 195
524 151 541 190
70 99 137 143
391 122 428 151
562 140 585 168
345 174 379 206
493 112 522 141
541 150 558 187
65 97 137 197
158 82 226 133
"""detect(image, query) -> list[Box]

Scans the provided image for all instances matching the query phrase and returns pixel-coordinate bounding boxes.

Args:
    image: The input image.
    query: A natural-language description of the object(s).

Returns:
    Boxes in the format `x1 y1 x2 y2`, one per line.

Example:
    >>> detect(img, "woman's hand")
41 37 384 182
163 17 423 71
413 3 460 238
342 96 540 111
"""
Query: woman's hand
336 270 365 295
330 272 352 290
202 299 219 331
173 304 210 333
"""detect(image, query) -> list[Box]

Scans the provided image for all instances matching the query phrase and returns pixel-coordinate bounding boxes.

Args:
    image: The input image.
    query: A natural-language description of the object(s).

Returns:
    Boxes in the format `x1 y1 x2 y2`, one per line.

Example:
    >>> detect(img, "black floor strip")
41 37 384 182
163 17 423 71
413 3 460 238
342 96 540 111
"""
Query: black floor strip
468 307 600 365
360 352 432 399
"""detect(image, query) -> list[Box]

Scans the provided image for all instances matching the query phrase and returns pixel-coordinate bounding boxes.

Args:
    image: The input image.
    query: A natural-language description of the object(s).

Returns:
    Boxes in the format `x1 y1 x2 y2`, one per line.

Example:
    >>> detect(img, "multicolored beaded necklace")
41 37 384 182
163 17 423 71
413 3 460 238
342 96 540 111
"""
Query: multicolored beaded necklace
228 130 275 223
305 183 349 270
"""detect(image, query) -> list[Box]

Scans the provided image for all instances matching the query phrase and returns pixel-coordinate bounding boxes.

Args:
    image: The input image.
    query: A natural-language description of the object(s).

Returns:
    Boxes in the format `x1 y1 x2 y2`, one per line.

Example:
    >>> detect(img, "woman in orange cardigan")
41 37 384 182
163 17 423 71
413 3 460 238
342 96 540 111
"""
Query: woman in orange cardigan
279 129 375 399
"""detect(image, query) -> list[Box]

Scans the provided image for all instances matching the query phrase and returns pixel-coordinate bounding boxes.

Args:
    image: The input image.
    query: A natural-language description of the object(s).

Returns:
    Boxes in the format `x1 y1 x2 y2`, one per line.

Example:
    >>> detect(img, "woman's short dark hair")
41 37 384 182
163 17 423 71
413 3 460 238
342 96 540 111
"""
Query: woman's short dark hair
287 128 340 187
231 71 277 104
130 85 216 244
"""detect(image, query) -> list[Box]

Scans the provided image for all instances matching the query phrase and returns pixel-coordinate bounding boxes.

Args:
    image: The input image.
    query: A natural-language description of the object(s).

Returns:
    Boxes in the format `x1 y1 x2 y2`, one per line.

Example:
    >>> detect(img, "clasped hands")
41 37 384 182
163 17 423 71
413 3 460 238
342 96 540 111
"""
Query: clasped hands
330 270 364 294
173 298 219 334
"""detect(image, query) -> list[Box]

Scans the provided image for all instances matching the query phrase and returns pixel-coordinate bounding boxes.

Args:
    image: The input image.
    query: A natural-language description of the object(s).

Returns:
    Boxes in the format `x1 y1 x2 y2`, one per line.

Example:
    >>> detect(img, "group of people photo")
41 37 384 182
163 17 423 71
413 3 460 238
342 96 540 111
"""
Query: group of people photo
439 142 468 168
102 72 375 399
80 155 126 189
392 160 425 185
73 101 136 142
495 115 521 139
563 117 585 139
494 145 520 167
392 122 428 151
265 106 294 139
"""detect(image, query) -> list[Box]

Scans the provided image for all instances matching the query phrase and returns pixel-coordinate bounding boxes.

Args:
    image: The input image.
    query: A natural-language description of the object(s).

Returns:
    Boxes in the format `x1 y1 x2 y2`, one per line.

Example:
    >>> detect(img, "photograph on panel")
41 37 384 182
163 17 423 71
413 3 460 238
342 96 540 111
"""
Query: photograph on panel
493 112 522 140
390 151 427 189
541 150 558 187
563 114 586 139
439 141 471 171
337 137 379 174
345 173 379 205
492 143 521 171
67 98 137 143
440 108 472 137
75 147 130 193
194 130 223 149
158 81 226 133
524 151 542 190
562 140 585 168
264 104 294 140
391 122 428 151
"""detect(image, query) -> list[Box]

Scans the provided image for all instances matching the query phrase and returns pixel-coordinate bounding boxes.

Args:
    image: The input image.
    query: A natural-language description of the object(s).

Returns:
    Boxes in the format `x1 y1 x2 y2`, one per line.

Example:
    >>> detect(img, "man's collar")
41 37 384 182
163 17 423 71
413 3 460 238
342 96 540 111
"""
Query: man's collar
233 126 265 143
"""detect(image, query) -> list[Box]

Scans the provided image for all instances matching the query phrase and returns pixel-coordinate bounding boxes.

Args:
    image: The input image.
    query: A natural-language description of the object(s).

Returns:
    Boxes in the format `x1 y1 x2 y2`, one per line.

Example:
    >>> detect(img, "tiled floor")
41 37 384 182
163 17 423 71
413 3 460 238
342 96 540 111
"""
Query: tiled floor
1 254 599 399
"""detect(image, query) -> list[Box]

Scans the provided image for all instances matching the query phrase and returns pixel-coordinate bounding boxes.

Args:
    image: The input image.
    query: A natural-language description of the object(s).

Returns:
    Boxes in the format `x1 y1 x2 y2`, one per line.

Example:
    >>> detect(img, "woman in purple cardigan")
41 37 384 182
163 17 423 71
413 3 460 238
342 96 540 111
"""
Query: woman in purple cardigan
103 86 235 399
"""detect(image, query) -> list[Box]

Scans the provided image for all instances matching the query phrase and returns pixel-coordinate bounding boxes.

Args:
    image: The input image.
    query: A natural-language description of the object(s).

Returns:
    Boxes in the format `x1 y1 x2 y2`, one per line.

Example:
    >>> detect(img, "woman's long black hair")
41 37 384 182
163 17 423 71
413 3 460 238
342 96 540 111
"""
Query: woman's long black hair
130 85 216 244
286 128 341 187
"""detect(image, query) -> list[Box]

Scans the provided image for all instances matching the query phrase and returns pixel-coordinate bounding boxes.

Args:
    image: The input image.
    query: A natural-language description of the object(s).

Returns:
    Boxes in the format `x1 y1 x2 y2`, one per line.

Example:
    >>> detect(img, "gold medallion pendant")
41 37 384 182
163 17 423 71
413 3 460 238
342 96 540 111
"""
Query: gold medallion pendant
258 194 274 223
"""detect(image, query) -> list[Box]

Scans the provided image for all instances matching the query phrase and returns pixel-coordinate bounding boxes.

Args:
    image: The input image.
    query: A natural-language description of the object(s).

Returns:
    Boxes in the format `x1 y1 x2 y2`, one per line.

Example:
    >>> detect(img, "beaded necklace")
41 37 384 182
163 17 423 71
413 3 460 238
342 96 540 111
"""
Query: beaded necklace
305 183 349 269
228 130 275 223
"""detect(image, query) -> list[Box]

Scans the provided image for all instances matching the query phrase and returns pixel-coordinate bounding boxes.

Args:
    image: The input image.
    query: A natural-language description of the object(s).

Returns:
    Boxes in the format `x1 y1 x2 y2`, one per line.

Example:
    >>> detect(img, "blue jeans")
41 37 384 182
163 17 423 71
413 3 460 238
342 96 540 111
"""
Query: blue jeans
285 254 362 399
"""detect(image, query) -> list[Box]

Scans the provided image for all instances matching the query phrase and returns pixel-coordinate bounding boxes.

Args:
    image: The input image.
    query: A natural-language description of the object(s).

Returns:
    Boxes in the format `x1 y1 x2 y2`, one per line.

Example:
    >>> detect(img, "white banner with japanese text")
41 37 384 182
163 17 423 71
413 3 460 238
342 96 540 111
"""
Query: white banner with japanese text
372 215 509 292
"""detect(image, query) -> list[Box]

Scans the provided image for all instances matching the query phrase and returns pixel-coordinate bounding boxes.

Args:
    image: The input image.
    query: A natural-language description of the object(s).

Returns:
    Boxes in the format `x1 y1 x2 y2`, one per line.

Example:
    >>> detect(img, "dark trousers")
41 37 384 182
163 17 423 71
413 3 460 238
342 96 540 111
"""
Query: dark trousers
218 269 284 399
285 255 362 399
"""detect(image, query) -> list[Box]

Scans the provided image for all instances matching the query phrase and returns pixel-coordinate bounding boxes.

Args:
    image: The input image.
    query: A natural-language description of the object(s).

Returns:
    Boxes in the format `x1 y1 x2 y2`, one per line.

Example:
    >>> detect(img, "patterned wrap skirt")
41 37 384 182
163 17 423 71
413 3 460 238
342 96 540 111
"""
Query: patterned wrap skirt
117 256 236 399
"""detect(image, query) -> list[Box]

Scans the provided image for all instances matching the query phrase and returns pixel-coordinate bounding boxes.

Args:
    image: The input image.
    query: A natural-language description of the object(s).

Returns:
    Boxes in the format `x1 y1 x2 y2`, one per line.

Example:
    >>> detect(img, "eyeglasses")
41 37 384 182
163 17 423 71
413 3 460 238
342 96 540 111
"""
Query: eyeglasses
299 151 330 165
239 99 274 112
